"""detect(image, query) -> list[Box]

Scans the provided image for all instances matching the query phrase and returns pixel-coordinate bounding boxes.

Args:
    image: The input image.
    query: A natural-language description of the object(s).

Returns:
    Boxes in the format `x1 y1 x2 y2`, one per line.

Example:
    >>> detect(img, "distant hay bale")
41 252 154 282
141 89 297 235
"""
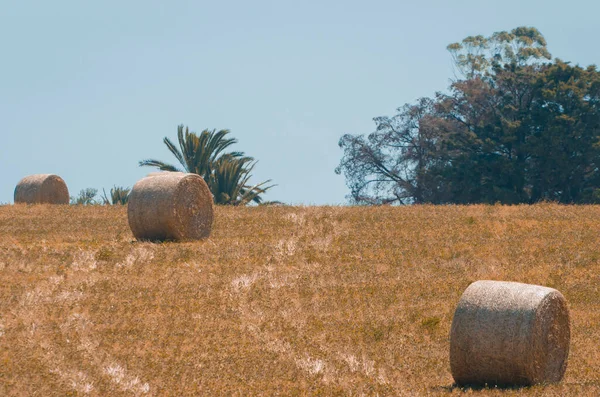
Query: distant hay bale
14 174 69 204
449 280 570 387
127 172 214 241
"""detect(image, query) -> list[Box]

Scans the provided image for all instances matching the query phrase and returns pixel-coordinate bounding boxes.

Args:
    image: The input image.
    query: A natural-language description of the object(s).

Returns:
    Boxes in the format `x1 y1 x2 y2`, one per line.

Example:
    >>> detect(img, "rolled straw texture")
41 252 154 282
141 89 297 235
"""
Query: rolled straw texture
127 172 214 241
449 280 570 387
14 174 69 204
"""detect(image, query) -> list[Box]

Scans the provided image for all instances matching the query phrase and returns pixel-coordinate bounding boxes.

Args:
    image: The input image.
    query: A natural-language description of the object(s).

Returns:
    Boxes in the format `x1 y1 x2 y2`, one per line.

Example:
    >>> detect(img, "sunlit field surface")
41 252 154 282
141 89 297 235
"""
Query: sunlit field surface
1 204 599 396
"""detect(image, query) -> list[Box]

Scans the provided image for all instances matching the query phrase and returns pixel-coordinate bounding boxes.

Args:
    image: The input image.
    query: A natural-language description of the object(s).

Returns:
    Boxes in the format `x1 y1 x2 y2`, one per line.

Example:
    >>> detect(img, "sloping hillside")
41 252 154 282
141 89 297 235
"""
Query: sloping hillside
1 204 599 396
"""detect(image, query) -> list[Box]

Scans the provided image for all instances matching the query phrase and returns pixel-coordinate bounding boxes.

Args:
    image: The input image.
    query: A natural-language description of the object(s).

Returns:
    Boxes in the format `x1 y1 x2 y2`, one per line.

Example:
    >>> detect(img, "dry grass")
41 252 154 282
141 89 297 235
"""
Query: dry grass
0 204 599 396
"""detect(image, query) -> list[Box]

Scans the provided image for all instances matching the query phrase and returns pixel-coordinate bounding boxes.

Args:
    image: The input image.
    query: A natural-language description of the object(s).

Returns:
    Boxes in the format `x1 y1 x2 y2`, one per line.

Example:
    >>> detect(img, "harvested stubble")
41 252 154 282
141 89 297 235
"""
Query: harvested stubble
450 280 570 387
13 174 69 204
127 172 213 241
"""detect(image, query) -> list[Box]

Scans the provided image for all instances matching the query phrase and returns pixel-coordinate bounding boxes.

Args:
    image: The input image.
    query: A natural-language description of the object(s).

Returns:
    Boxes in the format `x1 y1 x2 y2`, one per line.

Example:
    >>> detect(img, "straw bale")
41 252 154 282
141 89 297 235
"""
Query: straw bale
14 174 69 204
449 280 570 386
146 172 170 177
127 172 213 241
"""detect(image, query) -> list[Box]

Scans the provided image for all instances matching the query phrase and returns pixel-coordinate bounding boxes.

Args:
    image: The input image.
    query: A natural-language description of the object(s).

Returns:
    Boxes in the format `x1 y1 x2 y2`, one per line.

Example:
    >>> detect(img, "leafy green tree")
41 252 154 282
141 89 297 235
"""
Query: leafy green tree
447 26 551 78
526 62 600 202
140 125 274 205
431 61 600 204
337 27 600 205
336 98 442 204
101 186 130 205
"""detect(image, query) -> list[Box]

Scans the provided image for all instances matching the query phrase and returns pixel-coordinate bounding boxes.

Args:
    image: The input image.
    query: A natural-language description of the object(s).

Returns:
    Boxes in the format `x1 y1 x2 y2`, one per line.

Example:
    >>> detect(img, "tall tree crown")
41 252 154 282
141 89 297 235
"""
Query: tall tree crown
337 27 600 205
447 26 551 78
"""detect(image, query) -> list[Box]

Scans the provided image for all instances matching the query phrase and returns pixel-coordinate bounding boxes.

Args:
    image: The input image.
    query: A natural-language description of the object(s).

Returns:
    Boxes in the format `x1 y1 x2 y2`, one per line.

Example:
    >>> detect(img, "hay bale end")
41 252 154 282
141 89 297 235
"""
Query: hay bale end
449 280 570 387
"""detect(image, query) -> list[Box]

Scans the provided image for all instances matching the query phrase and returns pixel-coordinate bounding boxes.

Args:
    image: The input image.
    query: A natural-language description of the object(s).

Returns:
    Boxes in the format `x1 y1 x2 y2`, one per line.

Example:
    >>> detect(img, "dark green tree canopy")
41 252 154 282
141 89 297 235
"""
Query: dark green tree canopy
337 27 600 205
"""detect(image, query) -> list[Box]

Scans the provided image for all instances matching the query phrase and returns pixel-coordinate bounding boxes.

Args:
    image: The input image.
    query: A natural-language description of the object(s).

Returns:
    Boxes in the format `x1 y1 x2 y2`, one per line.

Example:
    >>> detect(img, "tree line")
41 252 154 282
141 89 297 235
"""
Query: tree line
336 27 600 204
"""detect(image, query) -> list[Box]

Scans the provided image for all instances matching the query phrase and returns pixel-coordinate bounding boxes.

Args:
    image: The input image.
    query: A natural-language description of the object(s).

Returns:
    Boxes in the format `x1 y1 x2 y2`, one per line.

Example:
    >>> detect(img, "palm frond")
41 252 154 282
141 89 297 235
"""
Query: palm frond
205 129 237 162
191 130 213 179
102 186 130 205
227 151 246 158
258 200 286 206
164 134 187 172
210 155 274 205
239 179 276 205
179 126 200 173
139 159 182 172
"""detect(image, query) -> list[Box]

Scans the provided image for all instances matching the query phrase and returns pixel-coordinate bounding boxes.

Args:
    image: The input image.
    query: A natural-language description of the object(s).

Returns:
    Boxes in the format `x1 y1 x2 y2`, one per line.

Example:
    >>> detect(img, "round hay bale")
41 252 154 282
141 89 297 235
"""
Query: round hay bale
146 171 170 177
127 172 214 241
449 280 570 387
14 174 69 204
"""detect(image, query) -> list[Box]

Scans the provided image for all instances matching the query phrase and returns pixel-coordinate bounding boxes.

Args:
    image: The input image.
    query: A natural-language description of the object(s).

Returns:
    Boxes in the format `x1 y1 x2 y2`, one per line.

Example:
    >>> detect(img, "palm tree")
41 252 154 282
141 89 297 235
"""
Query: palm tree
210 154 274 205
140 125 242 184
101 186 130 205
140 125 274 205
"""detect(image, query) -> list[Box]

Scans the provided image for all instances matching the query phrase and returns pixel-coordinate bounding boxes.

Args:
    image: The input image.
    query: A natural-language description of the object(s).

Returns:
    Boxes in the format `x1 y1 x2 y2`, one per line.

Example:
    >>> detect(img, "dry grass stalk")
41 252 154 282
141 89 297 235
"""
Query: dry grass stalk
450 280 570 387
127 172 213 241
13 174 69 204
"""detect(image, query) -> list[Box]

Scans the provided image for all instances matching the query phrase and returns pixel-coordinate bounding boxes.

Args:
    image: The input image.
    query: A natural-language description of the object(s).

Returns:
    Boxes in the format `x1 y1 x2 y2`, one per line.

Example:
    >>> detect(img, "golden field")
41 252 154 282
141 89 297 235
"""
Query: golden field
0 204 599 396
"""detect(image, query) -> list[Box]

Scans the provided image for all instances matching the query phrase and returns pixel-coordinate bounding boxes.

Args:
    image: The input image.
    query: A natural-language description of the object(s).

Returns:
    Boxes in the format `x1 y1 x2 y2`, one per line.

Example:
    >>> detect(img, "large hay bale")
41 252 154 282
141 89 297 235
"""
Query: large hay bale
449 280 570 387
14 174 69 204
127 172 214 241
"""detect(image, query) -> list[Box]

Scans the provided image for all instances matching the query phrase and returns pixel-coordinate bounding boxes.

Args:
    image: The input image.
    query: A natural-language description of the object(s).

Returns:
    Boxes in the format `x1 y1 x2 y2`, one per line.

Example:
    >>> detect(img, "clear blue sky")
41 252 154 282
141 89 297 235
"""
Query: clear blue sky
1 0 599 204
